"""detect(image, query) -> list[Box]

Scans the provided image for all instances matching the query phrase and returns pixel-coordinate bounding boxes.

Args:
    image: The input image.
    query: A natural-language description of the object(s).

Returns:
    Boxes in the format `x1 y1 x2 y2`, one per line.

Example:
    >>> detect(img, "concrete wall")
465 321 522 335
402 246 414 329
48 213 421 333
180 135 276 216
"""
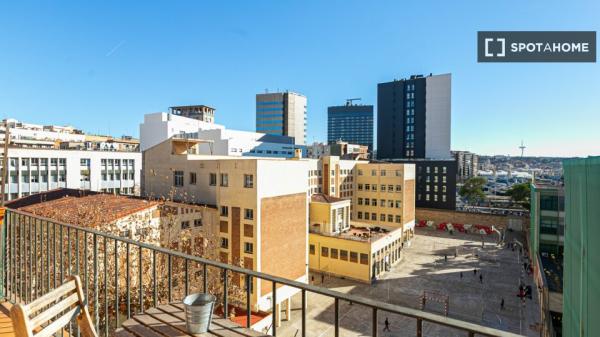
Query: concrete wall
416 207 526 230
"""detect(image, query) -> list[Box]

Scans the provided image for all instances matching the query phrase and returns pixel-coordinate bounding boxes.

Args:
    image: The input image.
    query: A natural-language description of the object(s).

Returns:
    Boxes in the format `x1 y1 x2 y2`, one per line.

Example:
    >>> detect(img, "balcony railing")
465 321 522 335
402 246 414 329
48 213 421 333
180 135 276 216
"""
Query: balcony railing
1 209 524 337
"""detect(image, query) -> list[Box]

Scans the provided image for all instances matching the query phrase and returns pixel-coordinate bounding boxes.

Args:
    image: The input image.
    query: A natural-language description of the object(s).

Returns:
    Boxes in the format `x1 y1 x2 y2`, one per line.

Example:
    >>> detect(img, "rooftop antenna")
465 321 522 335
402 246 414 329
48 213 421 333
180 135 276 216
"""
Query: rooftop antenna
346 98 361 106
519 140 526 157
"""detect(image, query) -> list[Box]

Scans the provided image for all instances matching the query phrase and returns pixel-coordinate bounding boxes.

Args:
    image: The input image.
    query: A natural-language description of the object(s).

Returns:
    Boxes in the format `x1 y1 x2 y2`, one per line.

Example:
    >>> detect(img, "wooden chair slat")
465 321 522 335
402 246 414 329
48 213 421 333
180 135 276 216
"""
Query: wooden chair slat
25 281 77 315
10 276 98 337
29 293 79 330
34 307 79 337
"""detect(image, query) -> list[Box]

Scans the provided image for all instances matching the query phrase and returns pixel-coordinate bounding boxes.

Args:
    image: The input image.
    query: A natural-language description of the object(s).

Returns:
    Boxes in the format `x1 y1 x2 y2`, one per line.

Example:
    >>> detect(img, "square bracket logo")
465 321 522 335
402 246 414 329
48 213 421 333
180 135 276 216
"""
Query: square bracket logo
478 31 596 62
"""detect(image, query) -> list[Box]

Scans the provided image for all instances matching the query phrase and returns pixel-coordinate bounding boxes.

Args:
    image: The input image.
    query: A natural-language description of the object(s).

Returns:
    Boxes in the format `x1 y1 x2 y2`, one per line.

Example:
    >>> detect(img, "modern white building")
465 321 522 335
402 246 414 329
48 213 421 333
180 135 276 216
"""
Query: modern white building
1 147 141 201
140 112 305 158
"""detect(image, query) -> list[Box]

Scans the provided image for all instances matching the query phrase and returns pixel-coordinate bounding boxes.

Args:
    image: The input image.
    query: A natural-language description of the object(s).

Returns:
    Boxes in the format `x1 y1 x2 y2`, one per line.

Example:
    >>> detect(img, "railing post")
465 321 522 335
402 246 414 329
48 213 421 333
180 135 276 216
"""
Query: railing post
167 254 172 303
272 280 277 336
152 250 157 308
372 307 378 337
223 269 228 319
184 259 189 297
104 237 108 337
139 246 143 313
301 289 306 337
126 242 131 319
114 239 119 327
246 275 251 328
334 298 340 337
0 209 6 299
416 317 423 337
93 233 99 332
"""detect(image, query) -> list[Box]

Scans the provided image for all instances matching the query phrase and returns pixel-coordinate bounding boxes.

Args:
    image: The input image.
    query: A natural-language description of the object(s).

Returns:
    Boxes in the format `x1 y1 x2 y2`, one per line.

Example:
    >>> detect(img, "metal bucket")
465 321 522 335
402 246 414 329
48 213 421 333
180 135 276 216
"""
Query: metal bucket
183 293 216 334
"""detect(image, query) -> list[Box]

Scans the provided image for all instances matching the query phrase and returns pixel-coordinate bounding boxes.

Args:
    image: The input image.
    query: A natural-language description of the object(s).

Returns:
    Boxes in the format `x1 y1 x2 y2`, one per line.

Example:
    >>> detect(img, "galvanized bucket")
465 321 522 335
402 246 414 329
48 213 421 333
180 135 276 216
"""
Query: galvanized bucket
183 293 216 334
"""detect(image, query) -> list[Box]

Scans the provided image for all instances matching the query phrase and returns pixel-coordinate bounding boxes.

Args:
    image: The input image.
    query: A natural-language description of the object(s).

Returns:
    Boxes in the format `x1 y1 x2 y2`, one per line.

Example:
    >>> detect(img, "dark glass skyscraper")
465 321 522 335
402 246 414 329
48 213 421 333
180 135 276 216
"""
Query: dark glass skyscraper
327 103 373 150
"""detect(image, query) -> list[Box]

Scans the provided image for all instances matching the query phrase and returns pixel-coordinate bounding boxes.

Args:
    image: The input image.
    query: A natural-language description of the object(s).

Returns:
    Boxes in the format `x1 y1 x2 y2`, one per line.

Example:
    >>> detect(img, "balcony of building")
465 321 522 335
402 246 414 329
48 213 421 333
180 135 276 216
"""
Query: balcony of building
0 209 525 337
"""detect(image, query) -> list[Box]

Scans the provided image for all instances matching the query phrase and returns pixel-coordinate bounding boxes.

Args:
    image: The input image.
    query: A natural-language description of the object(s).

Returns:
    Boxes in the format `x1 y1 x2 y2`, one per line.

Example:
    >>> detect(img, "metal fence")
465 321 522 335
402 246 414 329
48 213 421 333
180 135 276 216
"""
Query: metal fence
2 208 524 337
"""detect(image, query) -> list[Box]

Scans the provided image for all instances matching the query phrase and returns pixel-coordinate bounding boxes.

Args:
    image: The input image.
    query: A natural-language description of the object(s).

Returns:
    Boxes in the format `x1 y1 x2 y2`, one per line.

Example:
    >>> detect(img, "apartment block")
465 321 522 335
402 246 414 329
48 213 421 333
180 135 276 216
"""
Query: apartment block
377 73 451 160
142 137 309 316
327 102 373 151
256 91 307 145
1 147 141 201
383 158 457 210
529 183 565 337
453 150 479 182
306 157 416 282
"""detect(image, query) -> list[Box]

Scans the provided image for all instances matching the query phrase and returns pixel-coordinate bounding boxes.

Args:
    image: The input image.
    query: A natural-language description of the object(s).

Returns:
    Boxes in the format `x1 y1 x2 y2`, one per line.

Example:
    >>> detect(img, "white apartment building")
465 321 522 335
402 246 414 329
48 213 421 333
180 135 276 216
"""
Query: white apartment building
1 118 86 148
140 112 306 158
2 147 141 201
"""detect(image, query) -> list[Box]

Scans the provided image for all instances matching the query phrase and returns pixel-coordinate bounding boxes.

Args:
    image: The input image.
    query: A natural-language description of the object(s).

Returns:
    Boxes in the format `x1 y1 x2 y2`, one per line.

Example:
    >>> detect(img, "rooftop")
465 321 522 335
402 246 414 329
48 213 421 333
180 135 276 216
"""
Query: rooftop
16 193 159 227
312 224 397 243
310 193 348 204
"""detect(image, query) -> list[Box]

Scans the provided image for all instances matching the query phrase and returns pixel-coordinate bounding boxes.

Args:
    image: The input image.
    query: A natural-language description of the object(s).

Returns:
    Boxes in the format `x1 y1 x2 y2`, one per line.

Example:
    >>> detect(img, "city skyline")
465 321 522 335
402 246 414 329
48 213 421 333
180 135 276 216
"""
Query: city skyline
1 1 599 157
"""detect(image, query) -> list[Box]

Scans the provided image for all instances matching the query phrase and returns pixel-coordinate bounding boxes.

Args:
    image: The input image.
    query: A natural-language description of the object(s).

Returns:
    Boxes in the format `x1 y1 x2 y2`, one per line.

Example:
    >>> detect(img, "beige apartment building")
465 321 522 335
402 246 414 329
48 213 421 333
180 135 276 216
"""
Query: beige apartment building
306 156 416 281
142 137 309 319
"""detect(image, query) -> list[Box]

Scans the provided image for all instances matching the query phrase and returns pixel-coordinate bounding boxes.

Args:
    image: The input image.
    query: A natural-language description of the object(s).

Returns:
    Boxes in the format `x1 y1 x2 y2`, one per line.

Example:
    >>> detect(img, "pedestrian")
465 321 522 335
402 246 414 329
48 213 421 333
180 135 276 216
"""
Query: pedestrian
473 268 477 275
321 274 325 284
479 274 483 284
383 317 391 331
311 275 314 283
501 298 505 310
444 254 447 262
460 272 463 279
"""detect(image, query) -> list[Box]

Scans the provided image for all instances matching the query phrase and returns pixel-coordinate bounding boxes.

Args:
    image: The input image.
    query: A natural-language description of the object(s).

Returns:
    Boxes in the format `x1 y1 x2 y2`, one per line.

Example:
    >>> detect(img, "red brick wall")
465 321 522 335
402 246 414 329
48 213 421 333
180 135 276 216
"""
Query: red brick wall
260 193 307 294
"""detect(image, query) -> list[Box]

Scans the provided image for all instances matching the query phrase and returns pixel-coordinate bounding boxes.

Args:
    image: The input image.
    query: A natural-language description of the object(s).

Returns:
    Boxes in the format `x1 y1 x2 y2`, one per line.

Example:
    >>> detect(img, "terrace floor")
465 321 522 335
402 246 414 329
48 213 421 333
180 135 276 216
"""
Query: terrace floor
0 302 15 337
276 228 541 336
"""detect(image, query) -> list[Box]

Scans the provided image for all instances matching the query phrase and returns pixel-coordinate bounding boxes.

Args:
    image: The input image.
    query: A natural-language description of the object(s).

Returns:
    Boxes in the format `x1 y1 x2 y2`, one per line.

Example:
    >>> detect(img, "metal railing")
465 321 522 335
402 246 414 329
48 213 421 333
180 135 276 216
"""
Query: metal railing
2 208 524 337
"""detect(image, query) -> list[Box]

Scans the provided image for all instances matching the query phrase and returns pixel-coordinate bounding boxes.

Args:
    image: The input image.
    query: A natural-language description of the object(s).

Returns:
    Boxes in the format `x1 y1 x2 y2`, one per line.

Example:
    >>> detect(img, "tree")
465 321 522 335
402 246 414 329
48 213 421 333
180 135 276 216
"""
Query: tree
506 183 531 209
459 177 487 204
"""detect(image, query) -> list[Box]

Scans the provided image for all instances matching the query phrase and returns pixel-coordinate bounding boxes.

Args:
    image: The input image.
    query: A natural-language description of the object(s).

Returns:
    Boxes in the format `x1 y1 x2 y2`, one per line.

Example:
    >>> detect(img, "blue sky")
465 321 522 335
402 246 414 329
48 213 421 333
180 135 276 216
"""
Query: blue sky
1 1 598 157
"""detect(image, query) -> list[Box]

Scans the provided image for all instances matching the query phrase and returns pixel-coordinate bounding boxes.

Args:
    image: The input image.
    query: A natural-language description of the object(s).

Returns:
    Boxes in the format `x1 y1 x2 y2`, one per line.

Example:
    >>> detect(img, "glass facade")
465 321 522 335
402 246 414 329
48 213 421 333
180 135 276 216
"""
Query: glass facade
327 105 374 150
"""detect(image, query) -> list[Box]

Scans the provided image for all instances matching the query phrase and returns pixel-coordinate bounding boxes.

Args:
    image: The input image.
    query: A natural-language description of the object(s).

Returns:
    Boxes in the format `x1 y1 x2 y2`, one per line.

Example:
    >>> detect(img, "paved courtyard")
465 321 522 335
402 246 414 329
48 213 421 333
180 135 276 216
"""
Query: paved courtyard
276 228 540 337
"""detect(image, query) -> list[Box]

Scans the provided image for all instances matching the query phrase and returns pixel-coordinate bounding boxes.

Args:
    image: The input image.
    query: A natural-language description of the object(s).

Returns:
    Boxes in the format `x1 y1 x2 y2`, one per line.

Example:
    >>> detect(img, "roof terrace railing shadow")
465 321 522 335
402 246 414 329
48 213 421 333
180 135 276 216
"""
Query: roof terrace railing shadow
1 209 524 337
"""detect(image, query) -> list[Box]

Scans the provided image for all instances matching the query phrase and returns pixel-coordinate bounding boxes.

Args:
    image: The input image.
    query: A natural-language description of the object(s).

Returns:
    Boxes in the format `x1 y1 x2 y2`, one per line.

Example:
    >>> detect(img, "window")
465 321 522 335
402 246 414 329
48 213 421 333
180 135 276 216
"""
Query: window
174 170 184 187
220 173 228 187
220 206 229 217
331 248 338 259
371 170 376 176
395 170 402 177
365 184 370 191
321 247 329 257
395 200 401 208
181 221 190 229
357 212 363 219
220 238 229 249
357 198 363 205
396 185 402 192
244 209 254 220
350 252 358 263
209 173 217 186
372 184 377 191
364 198 370 206
360 253 369 265
358 170 363 176
387 214 393 222
309 244 315 255
244 242 254 254
380 214 385 221
358 184 363 191
395 215 402 223
194 219 202 227
189 172 197 185
371 213 376 221
387 200 394 208
244 174 254 188
372 199 377 206
388 185 394 192
380 184 385 191
381 199 386 207
340 250 348 261
380 170 386 176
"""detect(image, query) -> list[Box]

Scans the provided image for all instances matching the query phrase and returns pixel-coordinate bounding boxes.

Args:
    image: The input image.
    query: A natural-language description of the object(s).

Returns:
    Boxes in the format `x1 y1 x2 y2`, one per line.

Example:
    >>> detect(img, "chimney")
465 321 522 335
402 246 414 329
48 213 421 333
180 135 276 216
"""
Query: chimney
294 148 303 159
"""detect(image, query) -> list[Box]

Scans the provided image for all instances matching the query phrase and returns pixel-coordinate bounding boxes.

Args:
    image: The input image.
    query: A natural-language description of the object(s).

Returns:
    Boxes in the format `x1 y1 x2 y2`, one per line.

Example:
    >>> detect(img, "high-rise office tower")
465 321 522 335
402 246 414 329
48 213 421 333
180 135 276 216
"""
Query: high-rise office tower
377 73 451 160
256 91 307 145
327 101 374 151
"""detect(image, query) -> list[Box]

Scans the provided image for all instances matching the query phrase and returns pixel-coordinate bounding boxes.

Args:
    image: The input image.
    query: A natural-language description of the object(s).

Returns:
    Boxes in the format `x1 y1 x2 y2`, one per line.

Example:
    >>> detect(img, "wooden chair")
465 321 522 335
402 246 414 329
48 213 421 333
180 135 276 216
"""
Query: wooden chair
10 275 98 337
